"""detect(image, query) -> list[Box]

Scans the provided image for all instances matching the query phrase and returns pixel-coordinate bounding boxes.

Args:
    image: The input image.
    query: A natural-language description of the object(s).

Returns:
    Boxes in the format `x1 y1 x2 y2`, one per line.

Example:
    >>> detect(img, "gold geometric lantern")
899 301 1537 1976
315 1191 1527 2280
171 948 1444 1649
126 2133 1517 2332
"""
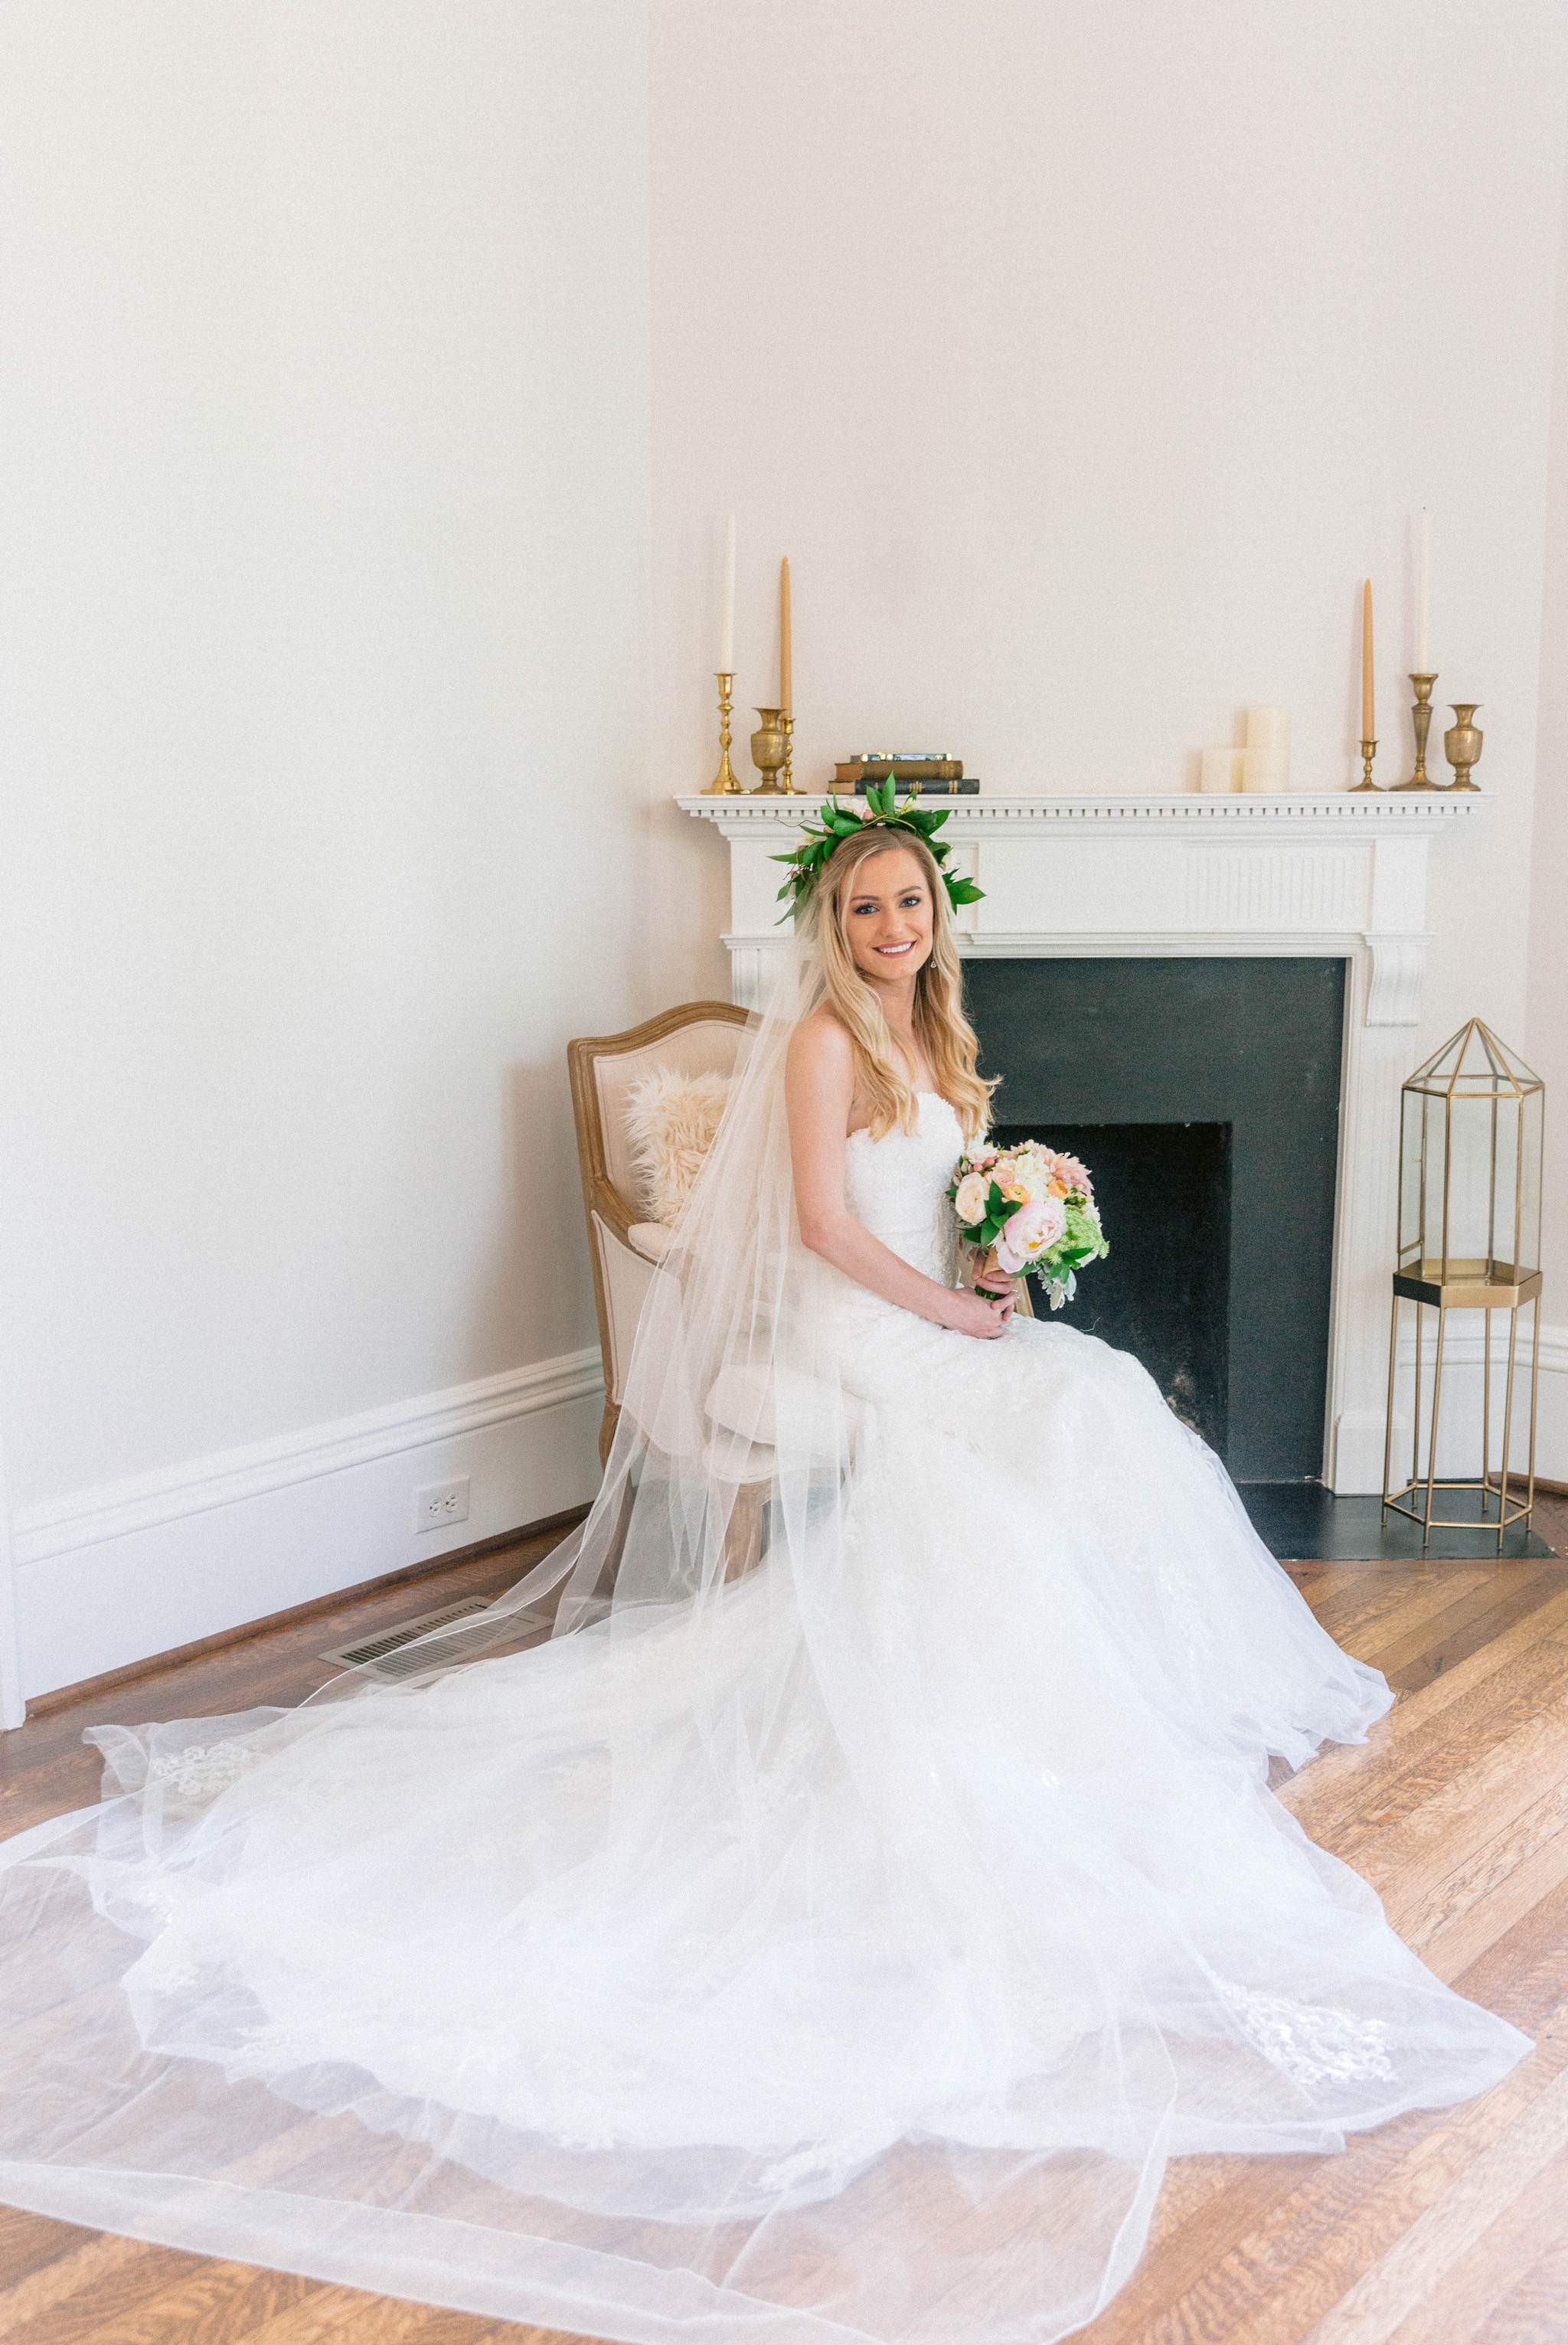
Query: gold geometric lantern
1383 1020 1544 1550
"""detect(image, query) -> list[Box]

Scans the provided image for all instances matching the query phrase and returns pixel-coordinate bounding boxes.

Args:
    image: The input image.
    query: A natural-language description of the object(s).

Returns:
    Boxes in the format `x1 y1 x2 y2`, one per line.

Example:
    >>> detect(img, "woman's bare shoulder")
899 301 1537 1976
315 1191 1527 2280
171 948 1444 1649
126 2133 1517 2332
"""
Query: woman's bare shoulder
787 1005 854 1084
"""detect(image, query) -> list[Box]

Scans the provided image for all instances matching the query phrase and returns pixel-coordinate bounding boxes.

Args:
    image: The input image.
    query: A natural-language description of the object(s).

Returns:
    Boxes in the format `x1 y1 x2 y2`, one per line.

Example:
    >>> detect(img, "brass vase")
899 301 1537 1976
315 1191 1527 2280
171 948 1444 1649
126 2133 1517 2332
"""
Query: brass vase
750 707 788 793
1444 704 1484 791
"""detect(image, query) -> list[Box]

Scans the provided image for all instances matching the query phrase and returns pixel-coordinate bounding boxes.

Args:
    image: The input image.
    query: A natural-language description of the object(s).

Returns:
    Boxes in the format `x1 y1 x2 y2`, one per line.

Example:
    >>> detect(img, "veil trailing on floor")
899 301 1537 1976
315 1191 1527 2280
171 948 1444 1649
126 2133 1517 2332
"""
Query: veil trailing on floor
0 922 1530 2345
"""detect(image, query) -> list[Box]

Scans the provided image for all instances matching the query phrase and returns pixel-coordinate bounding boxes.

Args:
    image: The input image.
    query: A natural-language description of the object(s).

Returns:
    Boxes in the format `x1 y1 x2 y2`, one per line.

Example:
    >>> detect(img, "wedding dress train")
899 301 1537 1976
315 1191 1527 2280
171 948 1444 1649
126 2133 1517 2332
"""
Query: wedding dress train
0 1087 1528 2345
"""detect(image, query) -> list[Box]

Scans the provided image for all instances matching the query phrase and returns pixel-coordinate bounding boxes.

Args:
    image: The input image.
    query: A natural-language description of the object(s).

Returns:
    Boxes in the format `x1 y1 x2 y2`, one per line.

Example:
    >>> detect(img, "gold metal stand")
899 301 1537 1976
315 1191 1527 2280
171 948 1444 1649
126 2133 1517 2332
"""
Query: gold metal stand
1391 674 1442 791
701 671 744 795
1352 736 1380 792
749 708 789 794
1381 1259 1543 1551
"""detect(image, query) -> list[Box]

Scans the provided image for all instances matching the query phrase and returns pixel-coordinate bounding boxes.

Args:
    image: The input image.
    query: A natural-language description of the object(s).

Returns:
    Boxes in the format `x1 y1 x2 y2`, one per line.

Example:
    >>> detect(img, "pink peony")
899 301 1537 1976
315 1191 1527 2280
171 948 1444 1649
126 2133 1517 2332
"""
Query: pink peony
994 1194 1067 1273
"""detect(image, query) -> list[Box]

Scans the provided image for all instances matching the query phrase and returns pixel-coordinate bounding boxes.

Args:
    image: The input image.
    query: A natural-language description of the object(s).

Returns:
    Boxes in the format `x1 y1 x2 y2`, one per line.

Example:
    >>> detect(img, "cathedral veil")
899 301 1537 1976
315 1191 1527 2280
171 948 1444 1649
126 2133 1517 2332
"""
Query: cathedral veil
0 929 1171 2345
0 917 1531 2343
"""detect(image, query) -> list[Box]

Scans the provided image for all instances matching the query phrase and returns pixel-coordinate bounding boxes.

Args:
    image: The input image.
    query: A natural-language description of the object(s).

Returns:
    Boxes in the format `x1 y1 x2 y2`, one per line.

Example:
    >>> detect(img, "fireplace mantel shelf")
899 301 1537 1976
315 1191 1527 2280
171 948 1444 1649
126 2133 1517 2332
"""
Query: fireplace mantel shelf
676 791 1491 838
678 794 1488 1006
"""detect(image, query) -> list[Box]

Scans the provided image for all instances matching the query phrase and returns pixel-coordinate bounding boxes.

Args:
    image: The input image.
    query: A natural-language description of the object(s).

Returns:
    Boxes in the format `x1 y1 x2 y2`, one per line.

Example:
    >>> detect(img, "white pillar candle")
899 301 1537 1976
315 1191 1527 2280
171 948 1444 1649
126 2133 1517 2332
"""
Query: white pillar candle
720 514 736 672
1240 750 1285 792
1416 508 1431 672
1245 705 1291 756
1242 706 1290 791
1200 746 1244 792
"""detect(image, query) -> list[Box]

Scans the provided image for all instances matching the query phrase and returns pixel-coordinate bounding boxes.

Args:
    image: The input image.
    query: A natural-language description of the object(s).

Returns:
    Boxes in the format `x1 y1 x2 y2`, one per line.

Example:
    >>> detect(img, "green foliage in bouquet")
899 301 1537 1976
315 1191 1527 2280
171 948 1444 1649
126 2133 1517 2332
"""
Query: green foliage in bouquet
1057 1197 1110 1279
771 779 986 926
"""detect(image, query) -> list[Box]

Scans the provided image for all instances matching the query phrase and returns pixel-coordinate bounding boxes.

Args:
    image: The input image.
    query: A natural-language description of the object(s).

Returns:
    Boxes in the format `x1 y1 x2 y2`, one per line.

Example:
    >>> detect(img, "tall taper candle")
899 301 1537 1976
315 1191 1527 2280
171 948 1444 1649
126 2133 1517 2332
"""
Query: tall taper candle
1416 508 1430 674
1361 579 1375 740
779 557 792 714
720 514 735 673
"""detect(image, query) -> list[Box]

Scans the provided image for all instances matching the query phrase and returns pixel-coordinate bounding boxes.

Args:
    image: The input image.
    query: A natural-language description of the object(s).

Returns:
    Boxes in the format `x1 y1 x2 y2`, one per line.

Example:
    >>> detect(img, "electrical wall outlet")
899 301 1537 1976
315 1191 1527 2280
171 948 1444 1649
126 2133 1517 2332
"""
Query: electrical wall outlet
414 1476 469 1535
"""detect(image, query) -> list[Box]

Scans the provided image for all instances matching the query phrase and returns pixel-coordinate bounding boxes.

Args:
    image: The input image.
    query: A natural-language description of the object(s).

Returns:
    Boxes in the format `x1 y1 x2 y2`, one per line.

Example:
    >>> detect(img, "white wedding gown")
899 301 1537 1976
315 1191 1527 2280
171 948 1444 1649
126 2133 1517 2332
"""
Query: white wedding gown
0 1092 1529 2344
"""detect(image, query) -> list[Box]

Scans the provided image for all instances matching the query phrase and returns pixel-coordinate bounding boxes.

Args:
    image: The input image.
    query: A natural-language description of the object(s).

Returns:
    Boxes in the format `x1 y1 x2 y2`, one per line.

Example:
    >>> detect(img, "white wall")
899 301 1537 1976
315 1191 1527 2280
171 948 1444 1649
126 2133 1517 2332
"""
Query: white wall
0 2 652 1697
1527 168 1568 1481
648 0 1568 1055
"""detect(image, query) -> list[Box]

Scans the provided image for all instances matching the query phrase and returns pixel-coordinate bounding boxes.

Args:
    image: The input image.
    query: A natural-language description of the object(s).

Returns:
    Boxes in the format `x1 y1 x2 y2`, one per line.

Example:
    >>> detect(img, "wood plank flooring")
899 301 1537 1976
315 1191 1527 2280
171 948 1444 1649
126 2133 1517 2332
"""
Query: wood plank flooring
2 1495 1566 2344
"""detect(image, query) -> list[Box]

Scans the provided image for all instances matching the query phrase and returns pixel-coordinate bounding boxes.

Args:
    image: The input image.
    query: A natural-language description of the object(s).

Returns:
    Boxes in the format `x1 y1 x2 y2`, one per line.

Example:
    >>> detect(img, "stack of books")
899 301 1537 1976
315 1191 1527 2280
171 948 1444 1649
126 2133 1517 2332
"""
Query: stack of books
830 754 978 795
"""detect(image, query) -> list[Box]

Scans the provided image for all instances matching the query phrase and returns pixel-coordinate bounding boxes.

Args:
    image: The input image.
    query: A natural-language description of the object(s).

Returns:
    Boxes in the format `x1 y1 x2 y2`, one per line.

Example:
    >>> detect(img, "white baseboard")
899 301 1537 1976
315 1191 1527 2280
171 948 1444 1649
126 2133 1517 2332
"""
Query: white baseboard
10 1349 604 1703
1327 1409 1394 1496
1334 1320 1568 1497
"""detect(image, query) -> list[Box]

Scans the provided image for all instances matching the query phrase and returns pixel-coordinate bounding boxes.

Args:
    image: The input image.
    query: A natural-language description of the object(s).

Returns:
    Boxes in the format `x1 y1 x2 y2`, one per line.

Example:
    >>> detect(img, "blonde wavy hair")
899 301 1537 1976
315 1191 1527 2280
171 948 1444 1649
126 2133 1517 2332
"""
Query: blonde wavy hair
799 825 995 1142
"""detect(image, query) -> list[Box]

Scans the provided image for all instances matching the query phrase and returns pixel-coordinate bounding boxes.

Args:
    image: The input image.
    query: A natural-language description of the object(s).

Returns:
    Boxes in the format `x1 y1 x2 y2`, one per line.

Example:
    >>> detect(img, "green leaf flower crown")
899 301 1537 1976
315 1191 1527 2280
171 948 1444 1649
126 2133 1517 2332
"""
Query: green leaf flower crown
771 777 986 925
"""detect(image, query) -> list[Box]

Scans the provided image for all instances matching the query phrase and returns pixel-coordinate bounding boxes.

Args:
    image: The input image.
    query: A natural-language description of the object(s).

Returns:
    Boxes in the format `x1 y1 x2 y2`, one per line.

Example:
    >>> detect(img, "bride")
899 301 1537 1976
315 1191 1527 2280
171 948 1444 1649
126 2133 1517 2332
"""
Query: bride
0 805 1529 2345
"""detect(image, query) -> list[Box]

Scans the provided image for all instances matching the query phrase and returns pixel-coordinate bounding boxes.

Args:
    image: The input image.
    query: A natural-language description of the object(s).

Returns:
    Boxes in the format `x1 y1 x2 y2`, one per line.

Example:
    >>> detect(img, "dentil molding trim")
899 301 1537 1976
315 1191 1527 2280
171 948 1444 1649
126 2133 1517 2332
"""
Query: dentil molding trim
678 791 1491 839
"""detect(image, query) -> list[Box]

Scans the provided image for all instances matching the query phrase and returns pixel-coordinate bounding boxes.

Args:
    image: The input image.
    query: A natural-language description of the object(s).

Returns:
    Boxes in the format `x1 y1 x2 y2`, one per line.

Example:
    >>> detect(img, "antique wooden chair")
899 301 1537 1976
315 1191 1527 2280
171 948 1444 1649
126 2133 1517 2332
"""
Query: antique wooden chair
567 1000 751 1466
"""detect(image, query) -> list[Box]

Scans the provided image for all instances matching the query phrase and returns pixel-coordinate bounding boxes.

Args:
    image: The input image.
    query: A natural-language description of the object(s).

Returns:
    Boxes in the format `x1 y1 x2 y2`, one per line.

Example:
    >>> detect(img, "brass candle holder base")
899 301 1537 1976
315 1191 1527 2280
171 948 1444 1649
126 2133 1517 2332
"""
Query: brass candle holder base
1392 673 1444 790
701 671 745 795
749 707 789 793
777 710 798 794
1351 737 1380 792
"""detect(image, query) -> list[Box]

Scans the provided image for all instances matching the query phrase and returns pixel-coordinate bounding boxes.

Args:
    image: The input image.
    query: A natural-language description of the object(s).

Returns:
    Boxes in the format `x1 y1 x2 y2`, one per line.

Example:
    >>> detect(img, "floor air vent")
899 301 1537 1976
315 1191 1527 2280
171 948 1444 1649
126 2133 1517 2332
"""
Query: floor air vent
321 1596 549 1683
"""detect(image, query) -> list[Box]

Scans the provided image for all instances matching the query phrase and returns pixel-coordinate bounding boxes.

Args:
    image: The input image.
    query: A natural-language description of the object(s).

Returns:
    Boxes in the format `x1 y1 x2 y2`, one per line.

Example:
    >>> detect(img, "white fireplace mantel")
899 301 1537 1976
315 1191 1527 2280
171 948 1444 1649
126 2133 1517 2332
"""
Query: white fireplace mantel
678 791 1486 1029
678 789 1492 1496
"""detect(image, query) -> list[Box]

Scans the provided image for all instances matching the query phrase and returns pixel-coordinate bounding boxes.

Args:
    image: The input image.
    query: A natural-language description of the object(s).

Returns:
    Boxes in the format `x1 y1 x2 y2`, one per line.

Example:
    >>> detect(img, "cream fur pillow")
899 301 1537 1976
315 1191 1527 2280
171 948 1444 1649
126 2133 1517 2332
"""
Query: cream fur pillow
624 1067 732 1227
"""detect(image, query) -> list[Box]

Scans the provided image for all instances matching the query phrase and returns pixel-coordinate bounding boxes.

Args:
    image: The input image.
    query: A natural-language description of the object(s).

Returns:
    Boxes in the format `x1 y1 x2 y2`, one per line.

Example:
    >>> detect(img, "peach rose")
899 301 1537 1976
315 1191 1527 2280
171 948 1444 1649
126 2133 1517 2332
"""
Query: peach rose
953 1171 991 1226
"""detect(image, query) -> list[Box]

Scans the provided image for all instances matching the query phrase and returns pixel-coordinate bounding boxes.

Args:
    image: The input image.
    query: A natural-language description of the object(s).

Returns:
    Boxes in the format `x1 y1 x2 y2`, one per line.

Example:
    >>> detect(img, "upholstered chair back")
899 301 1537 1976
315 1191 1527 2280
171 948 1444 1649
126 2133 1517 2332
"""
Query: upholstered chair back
568 1001 750 1462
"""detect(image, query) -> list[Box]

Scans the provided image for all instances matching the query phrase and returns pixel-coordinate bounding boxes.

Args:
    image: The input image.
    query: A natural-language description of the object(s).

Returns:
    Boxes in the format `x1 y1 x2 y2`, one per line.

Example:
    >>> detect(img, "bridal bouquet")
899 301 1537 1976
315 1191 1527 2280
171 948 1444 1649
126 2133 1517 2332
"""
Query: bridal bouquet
946 1140 1109 1311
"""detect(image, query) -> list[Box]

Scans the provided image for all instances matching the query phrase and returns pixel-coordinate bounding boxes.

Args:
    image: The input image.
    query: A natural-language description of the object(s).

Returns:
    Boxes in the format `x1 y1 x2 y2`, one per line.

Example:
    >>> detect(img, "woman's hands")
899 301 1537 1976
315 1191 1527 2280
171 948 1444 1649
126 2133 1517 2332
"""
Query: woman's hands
937 1285 1015 1340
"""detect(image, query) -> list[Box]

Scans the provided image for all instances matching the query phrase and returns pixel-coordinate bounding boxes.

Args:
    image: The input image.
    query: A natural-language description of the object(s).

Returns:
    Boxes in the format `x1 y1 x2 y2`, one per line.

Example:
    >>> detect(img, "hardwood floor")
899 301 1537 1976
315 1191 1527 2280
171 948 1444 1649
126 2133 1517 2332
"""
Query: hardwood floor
2 1496 1566 2344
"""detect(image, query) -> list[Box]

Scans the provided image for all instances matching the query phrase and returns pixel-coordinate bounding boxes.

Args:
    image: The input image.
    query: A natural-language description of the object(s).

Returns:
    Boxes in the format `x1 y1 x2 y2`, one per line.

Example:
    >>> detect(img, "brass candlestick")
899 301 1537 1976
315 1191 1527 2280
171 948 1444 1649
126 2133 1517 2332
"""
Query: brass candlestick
1444 704 1484 791
777 710 799 793
1392 674 1442 791
749 707 788 793
1352 737 1380 792
701 671 744 795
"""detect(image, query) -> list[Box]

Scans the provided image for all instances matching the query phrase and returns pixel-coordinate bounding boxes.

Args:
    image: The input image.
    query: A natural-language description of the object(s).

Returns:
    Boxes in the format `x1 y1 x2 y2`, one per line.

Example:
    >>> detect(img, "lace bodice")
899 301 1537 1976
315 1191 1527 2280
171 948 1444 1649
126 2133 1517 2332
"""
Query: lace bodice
844 1092 963 1285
